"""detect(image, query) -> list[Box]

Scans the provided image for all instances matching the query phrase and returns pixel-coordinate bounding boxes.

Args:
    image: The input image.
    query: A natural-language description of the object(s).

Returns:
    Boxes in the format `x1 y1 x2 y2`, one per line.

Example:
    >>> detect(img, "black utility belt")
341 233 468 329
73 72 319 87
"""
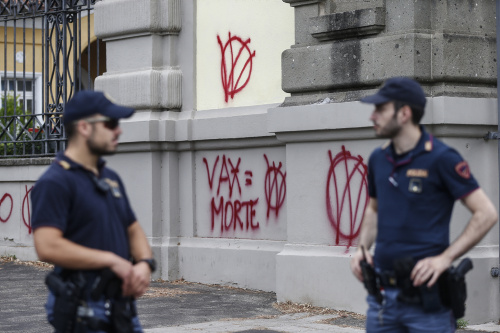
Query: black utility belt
45 269 136 333
362 257 473 319
48 268 124 300
378 271 397 288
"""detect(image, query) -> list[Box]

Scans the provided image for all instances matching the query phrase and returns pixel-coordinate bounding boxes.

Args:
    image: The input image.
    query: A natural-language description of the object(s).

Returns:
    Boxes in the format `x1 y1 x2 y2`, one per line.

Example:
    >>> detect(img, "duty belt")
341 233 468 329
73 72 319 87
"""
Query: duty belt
377 271 397 288
46 268 136 333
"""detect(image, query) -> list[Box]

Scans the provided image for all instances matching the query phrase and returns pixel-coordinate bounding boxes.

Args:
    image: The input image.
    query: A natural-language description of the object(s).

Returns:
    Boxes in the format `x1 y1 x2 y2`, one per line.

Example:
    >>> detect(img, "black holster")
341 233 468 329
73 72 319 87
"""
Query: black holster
393 257 473 317
45 270 86 333
360 259 383 304
439 258 473 319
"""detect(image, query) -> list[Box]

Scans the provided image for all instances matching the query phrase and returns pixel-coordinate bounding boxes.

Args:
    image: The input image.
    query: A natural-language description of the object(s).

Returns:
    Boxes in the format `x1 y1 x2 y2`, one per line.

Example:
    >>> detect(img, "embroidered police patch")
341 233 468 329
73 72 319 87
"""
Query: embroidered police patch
455 161 471 179
406 169 428 178
104 178 122 198
408 178 423 193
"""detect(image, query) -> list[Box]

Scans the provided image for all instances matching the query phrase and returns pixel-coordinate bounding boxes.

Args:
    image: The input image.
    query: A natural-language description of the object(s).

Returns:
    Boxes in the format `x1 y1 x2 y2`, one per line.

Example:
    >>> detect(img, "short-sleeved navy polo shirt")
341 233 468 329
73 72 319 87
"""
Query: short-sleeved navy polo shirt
31 152 136 260
367 126 479 270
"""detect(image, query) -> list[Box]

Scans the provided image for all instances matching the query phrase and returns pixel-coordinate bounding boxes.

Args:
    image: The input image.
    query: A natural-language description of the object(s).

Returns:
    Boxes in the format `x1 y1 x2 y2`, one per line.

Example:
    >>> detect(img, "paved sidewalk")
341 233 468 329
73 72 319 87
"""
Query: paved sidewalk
1 259 499 333
144 313 364 333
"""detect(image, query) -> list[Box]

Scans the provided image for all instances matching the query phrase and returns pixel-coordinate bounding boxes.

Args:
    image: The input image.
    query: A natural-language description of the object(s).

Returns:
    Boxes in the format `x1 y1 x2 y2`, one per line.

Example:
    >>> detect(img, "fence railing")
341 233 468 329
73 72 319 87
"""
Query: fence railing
0 0 102 158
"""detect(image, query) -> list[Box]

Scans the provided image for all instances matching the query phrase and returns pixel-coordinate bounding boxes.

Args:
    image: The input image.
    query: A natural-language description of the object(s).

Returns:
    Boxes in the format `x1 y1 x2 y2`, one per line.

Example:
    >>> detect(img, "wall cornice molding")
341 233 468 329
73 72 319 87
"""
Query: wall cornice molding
95 0 181 39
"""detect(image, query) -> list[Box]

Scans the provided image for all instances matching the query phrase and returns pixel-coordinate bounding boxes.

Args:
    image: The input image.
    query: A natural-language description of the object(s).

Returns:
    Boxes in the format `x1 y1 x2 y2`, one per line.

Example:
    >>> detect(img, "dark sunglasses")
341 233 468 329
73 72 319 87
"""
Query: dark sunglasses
84 116 119 130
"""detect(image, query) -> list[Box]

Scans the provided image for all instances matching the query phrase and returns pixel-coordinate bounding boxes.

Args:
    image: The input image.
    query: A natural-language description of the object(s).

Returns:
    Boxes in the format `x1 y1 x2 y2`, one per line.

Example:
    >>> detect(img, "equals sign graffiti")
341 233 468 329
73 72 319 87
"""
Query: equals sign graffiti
245 171 253 186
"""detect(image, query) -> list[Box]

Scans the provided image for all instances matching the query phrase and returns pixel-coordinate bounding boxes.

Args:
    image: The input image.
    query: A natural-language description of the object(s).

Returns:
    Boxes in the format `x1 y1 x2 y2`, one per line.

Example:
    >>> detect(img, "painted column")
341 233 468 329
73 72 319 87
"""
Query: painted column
93 0 183 279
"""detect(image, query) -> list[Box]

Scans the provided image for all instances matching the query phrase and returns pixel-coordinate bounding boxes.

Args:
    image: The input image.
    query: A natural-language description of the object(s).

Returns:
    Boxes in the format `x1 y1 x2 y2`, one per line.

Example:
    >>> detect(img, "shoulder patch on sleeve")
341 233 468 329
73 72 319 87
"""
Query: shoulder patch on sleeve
455 161 471 179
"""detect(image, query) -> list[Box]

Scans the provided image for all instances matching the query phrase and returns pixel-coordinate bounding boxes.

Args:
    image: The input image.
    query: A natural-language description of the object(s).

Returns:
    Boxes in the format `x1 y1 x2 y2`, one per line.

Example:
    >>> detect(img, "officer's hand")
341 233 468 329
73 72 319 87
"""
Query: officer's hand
350 247 373 282
411 255 452 288
109 257 135 296
129 262 151 298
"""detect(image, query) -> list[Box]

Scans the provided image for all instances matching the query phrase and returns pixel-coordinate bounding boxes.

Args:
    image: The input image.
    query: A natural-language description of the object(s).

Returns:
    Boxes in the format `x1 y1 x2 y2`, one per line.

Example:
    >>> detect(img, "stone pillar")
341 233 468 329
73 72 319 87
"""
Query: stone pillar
93 0 184 279
94 0 182 110
282 0 325 47
281 0 497 106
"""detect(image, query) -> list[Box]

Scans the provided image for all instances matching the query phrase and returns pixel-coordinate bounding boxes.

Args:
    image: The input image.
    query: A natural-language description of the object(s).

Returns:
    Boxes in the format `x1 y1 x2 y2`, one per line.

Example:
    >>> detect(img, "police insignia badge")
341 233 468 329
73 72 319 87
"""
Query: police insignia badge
104 178 122 198
406 169 428 178
455 161 471 179
408 178 423 193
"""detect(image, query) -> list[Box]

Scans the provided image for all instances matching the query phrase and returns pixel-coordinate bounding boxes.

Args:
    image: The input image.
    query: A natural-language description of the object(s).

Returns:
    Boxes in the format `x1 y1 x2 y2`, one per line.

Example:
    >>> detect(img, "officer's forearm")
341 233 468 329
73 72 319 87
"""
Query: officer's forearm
358 198 378 251
443 189 498 262
34 226 127 270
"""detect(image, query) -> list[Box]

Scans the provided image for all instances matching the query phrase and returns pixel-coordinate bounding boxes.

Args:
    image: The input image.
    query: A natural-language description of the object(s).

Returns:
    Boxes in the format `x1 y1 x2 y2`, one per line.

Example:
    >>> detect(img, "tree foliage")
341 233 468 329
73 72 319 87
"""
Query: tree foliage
0 94 43 156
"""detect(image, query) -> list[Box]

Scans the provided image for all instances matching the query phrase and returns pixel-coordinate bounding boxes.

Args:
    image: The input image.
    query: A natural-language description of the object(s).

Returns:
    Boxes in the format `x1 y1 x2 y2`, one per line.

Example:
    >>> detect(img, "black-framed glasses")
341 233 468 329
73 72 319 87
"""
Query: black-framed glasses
84 117 120 130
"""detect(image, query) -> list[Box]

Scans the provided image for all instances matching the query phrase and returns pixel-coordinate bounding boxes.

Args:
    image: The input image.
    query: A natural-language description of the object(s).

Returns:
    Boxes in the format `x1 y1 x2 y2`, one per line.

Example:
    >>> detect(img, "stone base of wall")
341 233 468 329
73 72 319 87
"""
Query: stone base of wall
0 246 38 261
176 238 284 292
276 244 367 313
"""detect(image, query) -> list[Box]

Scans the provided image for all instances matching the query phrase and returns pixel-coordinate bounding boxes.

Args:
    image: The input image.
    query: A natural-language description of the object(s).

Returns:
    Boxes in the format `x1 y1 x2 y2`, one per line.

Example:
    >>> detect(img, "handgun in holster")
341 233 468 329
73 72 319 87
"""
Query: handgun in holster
45 270 86 333
360 246 383 304
439 258 473 319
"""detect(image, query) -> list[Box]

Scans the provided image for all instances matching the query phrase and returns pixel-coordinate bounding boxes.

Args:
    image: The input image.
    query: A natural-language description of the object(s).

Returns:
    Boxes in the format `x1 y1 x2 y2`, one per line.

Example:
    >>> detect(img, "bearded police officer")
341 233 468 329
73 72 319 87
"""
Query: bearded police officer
31 91 156 332
350 77 497 332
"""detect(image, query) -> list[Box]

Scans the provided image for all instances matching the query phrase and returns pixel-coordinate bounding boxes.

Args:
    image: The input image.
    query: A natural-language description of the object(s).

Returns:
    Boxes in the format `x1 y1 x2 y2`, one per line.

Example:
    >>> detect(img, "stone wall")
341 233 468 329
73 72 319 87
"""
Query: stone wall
282 0 497 105
0 0 498 325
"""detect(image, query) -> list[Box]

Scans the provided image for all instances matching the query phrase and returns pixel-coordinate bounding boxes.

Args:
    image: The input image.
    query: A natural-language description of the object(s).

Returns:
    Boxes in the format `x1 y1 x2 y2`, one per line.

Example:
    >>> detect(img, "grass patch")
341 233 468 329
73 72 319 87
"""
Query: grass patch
456 318 468 329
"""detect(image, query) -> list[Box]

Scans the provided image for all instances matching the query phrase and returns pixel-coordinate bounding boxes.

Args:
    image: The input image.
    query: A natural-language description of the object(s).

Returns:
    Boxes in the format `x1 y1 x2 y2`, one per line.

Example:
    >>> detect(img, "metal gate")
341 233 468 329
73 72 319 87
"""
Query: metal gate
0 0 103 158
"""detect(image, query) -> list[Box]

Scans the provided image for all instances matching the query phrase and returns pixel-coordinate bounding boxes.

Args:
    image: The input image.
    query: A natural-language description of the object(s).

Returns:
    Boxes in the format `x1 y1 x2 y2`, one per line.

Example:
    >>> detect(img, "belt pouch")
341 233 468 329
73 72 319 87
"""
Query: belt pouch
52 294 80 332
111 299 135 333
419 283 442 313
394 257 420 304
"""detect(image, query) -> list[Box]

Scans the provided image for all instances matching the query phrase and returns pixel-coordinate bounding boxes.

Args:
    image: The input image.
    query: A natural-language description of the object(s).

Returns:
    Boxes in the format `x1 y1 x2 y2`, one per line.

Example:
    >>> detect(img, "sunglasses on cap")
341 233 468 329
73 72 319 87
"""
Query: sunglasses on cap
83 116 119 130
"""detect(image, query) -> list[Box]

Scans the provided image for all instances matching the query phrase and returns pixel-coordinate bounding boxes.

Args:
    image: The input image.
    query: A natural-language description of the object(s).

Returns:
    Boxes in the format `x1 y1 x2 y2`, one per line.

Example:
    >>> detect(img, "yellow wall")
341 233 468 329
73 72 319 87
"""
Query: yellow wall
0 13 96 87
0 27 43 73
196 0 294 110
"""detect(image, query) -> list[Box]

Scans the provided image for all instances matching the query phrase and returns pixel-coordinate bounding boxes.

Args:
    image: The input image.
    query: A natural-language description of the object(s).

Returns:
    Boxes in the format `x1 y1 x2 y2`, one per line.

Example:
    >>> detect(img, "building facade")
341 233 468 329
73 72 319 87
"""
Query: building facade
0 0 498 324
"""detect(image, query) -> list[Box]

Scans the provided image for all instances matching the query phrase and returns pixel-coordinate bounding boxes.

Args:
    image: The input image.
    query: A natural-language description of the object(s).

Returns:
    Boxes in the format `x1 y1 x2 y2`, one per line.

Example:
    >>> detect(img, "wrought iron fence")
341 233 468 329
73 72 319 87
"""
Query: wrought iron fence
0 0 103 158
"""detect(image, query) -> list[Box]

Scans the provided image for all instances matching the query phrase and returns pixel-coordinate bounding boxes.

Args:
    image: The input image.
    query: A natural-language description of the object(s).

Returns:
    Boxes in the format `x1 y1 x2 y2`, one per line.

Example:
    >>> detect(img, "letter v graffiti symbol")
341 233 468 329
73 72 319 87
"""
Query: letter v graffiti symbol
203 156 220 190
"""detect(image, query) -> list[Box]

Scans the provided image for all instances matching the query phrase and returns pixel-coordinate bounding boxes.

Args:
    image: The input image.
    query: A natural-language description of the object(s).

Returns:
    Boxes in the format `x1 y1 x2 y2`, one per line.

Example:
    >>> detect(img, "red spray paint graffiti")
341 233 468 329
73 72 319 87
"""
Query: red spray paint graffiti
203 154 286 234
22 186 33 234
211 197 259 232
217 32 256 102
204 155 258 232
264 154 286 219
0 186 33 234
203 155 242 198
0 192 13 223
326 146 368 248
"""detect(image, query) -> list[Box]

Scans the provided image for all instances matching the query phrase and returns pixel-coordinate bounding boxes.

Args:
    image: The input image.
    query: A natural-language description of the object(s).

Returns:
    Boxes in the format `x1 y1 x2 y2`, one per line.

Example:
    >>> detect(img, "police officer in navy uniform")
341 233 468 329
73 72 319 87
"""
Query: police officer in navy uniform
350 77 498 332
31 91 156 332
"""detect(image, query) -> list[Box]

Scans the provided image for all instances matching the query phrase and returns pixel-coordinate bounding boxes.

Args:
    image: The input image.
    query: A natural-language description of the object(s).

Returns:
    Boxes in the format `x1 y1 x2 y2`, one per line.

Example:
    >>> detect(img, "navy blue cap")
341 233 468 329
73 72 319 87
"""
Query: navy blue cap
63 91 135 125
360 77 426 108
